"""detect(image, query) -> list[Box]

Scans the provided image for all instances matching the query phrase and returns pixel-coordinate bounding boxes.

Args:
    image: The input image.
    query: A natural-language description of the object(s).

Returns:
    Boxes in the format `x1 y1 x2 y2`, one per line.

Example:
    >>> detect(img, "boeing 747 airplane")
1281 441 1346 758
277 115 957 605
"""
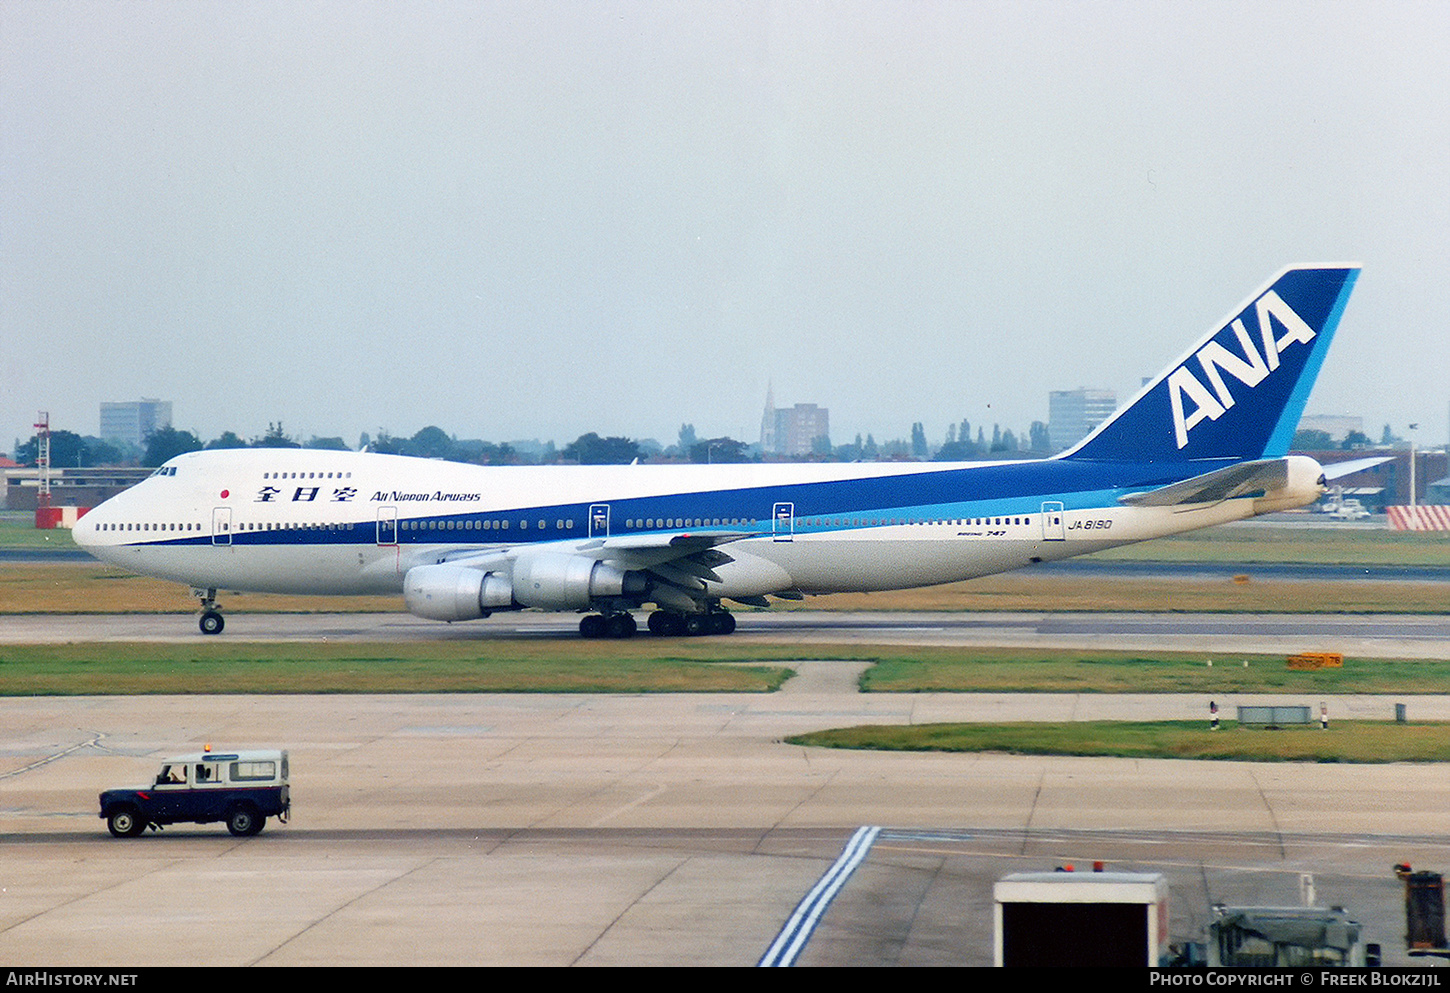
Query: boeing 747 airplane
74 264 1360 638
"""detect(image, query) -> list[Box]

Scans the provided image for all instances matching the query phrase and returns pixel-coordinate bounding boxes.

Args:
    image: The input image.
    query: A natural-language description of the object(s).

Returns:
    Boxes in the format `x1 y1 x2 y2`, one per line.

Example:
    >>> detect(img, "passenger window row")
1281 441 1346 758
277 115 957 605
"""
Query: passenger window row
94 522 201 532
95 513 1036 537
261 471 352 480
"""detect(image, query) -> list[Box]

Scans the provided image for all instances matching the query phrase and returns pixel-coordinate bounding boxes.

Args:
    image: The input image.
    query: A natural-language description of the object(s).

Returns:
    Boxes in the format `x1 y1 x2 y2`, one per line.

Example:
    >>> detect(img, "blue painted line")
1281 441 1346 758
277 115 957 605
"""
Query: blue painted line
758 825 880 967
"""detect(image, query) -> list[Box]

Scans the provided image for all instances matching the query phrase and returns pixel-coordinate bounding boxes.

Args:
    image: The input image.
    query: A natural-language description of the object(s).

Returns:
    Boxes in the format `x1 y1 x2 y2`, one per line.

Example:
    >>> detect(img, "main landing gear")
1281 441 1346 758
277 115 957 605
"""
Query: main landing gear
646 609 736 637
577 608 738 639
193 588 225 635
579 612 637 639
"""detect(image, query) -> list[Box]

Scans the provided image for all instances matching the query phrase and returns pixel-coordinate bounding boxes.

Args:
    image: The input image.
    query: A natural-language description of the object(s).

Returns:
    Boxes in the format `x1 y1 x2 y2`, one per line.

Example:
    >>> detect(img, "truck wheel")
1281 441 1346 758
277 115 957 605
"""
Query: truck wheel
226 805 264 837
107 807 145 838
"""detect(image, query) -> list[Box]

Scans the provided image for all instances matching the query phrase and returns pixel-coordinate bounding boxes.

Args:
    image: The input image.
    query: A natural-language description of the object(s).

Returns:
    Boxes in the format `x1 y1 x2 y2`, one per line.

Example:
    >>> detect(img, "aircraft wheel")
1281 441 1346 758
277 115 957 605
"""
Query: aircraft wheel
606 613 636 639
647 611 680 636
199 610 225 636
714 612 736 635
580 614 606 638
683 614 707 637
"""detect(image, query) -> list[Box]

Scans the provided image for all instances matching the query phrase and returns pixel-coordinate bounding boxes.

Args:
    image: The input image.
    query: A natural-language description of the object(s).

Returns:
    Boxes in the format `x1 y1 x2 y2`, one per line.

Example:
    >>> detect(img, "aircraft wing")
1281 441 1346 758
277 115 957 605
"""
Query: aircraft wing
1117 458 1296 508
426 530 755 566
591 532 760 598
598 530 758 553
590 530 757 567
429 529 764 612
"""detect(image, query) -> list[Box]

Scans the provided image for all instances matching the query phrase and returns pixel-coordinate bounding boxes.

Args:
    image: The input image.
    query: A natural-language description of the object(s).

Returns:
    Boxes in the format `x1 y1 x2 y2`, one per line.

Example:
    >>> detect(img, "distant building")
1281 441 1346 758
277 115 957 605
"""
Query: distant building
760 387 829 457
760 384 778 454
3 465 150 513
1048 389 1116 453
1427 475 1450 505
1299 414 1363 443
100 399 172 449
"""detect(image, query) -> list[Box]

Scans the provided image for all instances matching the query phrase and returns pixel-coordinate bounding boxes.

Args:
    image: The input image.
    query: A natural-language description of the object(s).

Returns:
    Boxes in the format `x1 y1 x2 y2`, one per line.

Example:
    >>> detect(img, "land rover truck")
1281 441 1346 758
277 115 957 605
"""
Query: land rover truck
99 749 290 837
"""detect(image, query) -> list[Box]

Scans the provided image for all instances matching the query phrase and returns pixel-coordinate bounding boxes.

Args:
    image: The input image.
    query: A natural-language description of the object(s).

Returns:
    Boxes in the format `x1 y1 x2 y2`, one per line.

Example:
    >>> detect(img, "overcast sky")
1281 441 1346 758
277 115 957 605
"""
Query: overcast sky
4 0 1447 453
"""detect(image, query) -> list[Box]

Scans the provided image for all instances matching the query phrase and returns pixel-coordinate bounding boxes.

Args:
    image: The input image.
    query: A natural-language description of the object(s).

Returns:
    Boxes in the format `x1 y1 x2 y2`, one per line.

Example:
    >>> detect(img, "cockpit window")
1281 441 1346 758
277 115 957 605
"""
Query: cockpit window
148 466 178 478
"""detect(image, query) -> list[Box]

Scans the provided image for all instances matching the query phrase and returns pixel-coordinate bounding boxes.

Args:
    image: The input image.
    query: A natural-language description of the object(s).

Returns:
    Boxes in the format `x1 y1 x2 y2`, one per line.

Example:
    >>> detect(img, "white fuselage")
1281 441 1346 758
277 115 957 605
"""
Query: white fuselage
73 448 1306 604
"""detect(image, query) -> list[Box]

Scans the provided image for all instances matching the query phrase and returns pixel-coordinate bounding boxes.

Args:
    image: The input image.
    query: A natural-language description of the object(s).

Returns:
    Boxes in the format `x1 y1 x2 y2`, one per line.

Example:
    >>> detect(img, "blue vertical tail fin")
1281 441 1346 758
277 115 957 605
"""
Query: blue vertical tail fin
1061 265 1359 463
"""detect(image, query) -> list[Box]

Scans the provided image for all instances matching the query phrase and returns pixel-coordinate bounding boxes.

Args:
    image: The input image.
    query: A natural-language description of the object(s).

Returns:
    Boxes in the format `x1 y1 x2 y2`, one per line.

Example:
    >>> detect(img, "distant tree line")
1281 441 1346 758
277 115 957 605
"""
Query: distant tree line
1290 428 1377 451
13 430 127 469
15 415 1067 469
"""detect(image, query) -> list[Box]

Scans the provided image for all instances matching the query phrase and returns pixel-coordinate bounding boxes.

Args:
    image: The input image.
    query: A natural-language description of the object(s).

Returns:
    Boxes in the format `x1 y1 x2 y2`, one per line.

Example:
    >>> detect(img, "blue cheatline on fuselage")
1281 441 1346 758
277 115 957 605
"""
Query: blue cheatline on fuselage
102 455 1241 550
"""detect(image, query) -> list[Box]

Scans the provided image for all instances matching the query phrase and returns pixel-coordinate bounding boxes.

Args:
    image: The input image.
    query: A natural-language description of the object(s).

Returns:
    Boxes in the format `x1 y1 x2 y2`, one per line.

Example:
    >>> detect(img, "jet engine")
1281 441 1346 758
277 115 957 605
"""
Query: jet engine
403 563 513 622
509 551 647 610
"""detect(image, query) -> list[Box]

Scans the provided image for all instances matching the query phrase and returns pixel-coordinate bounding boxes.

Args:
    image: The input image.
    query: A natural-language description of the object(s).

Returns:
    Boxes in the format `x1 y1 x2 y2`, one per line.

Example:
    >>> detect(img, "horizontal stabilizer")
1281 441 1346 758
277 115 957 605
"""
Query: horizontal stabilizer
1320 456 1391 480
1118 458 1294 507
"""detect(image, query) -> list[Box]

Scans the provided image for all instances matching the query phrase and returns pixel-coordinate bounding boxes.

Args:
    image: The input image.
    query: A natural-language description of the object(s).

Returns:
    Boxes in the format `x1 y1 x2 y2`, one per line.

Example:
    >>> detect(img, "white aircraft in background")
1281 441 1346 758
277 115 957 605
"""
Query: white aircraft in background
75 264 1362 639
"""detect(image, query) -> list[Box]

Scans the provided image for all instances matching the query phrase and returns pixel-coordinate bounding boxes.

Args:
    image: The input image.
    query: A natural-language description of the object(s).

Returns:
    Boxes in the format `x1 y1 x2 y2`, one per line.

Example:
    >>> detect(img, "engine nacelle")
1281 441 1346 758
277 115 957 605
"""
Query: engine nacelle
1252 455 1328 514
403 564 513 622
510 551 645 610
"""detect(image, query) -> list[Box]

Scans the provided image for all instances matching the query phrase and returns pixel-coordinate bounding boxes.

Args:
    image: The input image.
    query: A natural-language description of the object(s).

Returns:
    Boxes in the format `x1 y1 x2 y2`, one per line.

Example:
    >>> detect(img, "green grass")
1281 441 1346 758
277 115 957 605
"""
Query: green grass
1083 524 1450 566
858 648 1450 695
787 720 1450 763
1 643 1446 696
0 641 792 695
0 517 77 550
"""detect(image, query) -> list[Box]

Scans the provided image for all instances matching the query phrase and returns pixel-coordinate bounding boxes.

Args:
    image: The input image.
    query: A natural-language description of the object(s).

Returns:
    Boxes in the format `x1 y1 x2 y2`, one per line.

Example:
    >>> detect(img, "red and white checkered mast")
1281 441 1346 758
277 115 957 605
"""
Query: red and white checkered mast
33 411 51 514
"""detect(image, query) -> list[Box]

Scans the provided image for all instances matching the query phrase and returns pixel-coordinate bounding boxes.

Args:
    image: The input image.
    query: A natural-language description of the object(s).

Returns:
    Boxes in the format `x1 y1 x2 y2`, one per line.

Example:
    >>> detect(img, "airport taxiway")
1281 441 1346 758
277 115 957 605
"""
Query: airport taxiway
3 658 1449 966
3 609 1450 658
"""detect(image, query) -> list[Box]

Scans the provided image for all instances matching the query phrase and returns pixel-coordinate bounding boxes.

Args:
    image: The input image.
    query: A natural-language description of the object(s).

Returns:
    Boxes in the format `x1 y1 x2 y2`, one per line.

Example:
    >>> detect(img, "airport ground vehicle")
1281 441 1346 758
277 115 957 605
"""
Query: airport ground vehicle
1329 498 1370 520
994 870 1171 966
99 749 289 837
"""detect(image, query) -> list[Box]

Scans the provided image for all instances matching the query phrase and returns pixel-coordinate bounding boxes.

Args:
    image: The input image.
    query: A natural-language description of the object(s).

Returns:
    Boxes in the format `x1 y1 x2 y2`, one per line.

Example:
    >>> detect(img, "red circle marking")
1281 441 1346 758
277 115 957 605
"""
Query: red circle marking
220 490 229 499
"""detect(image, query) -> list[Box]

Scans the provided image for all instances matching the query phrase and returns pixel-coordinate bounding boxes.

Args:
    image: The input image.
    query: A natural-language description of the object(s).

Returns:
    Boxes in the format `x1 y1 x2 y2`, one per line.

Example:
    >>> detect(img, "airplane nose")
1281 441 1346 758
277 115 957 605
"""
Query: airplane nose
72 498 119 553
72 508 98 548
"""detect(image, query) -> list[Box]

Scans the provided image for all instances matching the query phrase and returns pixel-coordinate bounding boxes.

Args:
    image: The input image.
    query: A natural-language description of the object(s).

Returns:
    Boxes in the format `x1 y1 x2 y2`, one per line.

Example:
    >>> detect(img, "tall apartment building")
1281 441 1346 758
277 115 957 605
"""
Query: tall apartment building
760 387 829 457
1048 389 1116 453
1298 414 1363 443
100 399 172 449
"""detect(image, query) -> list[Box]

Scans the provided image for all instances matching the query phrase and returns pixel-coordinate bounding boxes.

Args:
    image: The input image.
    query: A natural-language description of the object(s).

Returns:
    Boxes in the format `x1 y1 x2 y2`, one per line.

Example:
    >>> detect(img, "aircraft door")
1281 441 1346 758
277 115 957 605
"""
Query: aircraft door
377 506 398 546
211 508 232 546
773 502 794 542
589 504 610 538
1041 501 1065 540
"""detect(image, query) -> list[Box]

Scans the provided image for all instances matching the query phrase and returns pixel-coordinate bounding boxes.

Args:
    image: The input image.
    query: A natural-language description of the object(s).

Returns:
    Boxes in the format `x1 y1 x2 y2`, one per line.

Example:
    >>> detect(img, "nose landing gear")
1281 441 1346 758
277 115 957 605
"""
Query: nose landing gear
193 588 225 635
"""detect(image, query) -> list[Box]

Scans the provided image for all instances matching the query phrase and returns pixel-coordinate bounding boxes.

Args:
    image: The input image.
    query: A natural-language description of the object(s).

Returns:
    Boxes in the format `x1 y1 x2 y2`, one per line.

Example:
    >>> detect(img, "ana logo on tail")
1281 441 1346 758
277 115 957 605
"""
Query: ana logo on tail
1063 266 1357 465
1167 289 1318 449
